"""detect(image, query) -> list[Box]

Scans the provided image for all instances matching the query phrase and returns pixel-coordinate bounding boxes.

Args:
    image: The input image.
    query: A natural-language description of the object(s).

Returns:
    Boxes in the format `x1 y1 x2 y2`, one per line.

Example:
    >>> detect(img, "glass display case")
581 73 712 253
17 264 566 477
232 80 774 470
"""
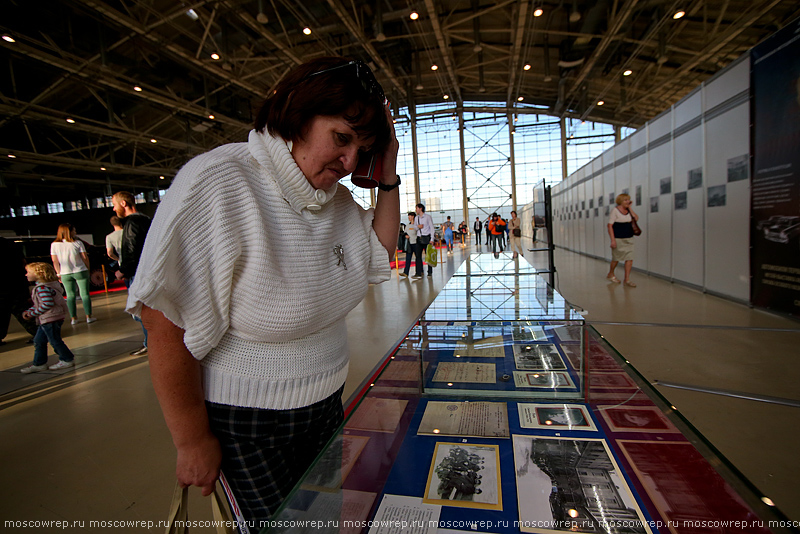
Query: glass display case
263 254 792 534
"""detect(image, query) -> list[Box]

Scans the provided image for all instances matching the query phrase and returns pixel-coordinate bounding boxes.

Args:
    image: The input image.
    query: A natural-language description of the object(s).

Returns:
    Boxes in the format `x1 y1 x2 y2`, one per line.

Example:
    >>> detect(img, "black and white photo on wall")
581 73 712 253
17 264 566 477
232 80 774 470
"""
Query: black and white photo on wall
650 196 659 213
598 195 603 207
589 198 594 209
674 192 688 210
594 208 599 217
635 185 642 205
660 177 672 195
605 205 610 216
609 192 615 205
688 168 703 189
708 185 726 207
727 155 749 182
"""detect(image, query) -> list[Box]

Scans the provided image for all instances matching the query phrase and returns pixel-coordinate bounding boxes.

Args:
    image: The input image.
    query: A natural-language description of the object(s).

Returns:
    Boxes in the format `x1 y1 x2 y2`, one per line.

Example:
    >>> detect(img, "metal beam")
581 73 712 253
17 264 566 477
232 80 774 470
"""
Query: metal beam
325 0 407 98
506 0 530 106
423 0 462 104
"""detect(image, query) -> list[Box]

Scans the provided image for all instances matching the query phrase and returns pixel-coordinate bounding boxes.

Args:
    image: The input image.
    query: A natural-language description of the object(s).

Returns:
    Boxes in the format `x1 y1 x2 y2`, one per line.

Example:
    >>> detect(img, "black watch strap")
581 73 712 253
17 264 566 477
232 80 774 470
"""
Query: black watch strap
378 175 401 192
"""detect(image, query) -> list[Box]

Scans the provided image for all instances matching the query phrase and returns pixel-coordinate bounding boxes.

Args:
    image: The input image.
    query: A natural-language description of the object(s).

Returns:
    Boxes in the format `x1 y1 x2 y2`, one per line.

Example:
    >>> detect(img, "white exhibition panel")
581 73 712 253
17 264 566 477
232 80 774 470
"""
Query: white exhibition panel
704 102 750 300
649 111 672 142
704 57 749 110
647 142 674 278
671 127 705 286
674 89 702 128
629 128 646 154
578 180 588 253
592 176 605 258
629 153 649 271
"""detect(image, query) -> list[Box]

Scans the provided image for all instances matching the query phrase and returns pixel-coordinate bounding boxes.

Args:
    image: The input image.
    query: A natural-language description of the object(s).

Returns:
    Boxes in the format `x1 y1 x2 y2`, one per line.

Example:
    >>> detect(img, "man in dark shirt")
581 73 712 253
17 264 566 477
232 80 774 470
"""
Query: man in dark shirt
112 191 152 355
473 217 482 246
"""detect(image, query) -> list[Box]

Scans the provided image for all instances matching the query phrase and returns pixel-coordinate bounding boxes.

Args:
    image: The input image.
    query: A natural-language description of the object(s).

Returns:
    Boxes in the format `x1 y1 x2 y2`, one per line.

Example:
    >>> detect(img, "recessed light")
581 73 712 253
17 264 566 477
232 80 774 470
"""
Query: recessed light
761 496 775 506
134 86 143 92
211 53 220 60
673 10 685 19
523 64 531 71
623 69 632 76
150 139 157 144
159 176 165 180
443 94 449 100
597 100 605 106
431 64 438 71
66 118 75 124
100 167 106 171
8 154 17 158
2 35 16 43
303 27 312 35
533 8 543 17
208 114 215 119
517 96 524 101
410 11 419 20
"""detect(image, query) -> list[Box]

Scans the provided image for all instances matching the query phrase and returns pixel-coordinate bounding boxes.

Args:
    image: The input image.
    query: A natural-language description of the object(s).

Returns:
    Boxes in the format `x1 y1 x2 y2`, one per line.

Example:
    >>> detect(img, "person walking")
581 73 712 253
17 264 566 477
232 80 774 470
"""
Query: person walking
414 203 434 278
488 213 506 253
105 216 124 269
50 223 96 325
607 193 638 287
400 212 418 278
442 216 455 254
20 262 75 373
508 211 524 259
112 191 152 355
473 217 482 246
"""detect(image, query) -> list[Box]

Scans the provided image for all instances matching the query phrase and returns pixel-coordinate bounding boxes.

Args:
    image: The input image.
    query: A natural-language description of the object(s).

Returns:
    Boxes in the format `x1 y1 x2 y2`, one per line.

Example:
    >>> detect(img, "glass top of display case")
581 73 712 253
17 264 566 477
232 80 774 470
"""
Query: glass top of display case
422 272 583 323
452 252 545 277
263 255 790 534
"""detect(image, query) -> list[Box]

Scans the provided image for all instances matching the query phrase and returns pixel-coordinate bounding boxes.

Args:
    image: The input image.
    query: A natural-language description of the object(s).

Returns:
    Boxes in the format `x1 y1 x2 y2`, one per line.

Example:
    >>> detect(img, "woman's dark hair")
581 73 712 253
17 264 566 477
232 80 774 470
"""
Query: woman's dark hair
255 57 390 155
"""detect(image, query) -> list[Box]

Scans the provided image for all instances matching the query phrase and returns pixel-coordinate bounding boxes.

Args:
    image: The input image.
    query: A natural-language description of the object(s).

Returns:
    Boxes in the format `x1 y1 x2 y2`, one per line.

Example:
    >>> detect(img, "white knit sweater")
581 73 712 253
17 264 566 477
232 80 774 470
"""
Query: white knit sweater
127 130 391 410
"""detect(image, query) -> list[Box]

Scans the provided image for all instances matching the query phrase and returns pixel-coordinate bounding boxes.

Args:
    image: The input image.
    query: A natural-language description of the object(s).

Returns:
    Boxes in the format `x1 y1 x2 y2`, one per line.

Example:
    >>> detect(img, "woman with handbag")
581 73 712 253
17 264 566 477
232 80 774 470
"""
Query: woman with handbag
508 211 524 259
607 193 639 287
128 57 399 530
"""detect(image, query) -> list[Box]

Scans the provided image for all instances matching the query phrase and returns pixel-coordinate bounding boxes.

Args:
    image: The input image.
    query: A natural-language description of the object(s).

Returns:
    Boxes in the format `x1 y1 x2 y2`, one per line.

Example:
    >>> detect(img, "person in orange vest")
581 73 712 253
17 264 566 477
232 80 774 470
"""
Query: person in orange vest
487 213 506 253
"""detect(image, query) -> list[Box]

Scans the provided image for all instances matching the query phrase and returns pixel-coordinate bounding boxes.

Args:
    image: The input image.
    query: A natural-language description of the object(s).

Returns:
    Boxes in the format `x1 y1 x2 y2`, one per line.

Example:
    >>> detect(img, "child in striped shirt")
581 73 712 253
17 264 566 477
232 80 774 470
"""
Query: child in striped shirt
20 262 75 374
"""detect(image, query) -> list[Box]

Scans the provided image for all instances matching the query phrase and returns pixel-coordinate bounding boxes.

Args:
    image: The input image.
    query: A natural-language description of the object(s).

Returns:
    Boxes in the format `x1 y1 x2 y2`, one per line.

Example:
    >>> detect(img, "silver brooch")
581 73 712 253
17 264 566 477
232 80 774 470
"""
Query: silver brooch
333 244 347 270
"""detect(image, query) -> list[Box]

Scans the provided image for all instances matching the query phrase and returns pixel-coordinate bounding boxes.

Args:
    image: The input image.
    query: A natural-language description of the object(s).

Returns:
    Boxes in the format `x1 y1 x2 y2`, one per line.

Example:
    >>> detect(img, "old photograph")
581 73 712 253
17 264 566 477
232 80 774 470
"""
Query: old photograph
660 177 671 195
518 403 598 431
727 154 749 182
708 184 727 207
688 168 703 189
423 442 502 510
512 343 567 370
512 435 650 534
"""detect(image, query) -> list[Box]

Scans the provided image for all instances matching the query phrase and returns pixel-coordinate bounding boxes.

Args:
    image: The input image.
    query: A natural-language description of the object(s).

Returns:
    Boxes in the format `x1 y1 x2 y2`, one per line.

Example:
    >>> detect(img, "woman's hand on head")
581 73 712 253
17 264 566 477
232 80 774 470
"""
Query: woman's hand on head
175 432 222 496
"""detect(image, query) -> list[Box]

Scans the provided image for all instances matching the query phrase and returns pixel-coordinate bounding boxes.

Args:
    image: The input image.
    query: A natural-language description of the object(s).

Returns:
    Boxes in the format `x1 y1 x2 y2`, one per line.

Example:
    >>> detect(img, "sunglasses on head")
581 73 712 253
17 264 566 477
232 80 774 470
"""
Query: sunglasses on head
304 60 385 102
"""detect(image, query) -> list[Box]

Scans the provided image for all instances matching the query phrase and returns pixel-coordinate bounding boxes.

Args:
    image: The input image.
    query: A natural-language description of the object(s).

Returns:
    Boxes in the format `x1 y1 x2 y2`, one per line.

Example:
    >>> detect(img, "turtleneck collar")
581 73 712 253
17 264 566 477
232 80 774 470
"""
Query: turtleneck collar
247 129 338 214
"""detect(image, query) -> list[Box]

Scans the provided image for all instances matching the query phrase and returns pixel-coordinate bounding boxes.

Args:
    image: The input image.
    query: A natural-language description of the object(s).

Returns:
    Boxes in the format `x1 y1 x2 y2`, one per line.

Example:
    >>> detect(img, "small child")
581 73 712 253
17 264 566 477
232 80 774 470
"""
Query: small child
20 262 76 373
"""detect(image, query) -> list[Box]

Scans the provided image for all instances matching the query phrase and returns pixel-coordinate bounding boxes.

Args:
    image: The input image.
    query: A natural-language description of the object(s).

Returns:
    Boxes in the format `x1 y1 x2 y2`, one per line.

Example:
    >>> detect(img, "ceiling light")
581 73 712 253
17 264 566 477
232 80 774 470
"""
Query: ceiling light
208 114 215 120
431 64 438 71
159 176 165 180
410 11 419 20
186 9 199 21
256 12 269 24
134 86 143 92
66 118 75 124
761 497 775 506
443 94 449 100
8 154 17 158
517 96 524 101
533 8 543 17
623 69 632 76
100 167 106 171
2 35 16 43
597 100 604 106
303 27 312 35
150 139 157 143
211 53 220 60
415 83 424 90
673 10 686 20
478 86 486 93
544 75 552 82
524 64 531 71
569 10 581 22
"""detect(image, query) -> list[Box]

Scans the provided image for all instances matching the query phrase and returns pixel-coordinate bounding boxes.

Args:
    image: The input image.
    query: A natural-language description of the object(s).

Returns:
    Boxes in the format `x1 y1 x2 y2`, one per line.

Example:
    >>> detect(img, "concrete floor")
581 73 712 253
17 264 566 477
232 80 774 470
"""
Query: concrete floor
0 238 797 532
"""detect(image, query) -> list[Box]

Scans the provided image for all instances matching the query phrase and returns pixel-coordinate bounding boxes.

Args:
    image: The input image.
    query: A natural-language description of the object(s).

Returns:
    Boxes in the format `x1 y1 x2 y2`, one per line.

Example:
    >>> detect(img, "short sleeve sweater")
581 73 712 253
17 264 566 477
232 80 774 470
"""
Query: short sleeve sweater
127 130 391 410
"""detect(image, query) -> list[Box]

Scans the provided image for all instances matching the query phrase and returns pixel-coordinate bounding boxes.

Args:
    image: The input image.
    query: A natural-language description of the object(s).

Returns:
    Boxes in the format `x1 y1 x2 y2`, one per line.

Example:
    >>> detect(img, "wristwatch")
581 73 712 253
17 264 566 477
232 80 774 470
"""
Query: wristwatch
378 175 401 192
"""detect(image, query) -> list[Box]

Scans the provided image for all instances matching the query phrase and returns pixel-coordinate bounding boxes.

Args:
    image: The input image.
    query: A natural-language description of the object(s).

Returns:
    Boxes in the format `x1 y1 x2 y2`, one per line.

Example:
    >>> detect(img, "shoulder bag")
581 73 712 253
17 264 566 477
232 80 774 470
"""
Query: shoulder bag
630 214 642 236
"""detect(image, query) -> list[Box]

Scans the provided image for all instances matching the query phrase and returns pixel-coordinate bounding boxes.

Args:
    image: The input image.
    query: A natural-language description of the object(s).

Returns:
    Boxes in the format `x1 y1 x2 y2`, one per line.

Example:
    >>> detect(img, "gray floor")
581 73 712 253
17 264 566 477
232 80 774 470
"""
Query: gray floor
1 238 797 532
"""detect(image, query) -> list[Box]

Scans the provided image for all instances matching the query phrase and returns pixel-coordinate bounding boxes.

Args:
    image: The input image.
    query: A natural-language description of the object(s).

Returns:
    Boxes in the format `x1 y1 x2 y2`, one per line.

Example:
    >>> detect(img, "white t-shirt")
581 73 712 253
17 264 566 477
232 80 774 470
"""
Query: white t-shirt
50 240 88 274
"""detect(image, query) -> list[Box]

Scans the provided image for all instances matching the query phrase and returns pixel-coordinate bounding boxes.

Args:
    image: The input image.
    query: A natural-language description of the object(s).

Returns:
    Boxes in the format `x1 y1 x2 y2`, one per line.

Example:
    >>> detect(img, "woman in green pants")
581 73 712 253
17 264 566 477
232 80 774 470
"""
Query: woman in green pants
50 224 97 324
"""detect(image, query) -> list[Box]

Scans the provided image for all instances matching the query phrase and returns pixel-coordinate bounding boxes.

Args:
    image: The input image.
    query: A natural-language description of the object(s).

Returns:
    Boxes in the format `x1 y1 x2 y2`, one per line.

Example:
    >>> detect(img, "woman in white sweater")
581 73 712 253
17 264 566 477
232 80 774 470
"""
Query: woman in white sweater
128 57 399 527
